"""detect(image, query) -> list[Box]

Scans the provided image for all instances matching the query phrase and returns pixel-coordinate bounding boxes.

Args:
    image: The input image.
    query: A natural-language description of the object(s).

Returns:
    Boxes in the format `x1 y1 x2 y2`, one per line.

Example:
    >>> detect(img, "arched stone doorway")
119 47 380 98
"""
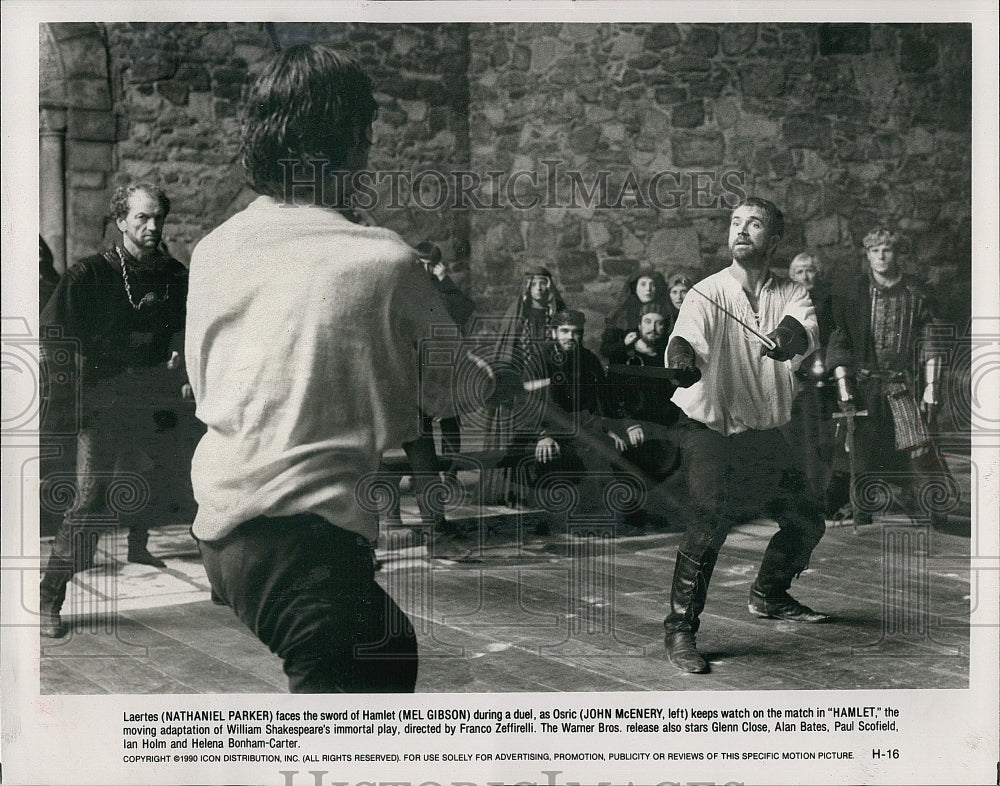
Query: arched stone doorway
39 23 115 275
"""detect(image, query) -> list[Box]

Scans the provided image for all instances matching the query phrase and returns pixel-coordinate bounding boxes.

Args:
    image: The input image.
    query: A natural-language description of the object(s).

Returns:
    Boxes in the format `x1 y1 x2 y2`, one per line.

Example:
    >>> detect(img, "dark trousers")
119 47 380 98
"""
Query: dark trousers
420 414 461 458
198 514 417 693
678 419 825 596
43 406 156 584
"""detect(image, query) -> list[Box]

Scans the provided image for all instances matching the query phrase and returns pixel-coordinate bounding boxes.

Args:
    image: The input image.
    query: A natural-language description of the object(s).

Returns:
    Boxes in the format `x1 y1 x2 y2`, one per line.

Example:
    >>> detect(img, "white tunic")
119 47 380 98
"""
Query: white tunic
185 196 454 541
668 263 818 436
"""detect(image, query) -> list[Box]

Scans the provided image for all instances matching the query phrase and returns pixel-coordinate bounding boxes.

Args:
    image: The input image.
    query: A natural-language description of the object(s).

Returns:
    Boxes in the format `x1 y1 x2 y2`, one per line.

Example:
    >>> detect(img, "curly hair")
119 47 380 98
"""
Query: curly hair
110 183 170 222
240 44 378 199
863 228 900 250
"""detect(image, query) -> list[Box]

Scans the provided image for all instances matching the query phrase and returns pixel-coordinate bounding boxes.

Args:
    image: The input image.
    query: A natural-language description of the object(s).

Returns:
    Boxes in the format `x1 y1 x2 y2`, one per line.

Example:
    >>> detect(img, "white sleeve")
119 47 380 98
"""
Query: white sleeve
668 284 714 364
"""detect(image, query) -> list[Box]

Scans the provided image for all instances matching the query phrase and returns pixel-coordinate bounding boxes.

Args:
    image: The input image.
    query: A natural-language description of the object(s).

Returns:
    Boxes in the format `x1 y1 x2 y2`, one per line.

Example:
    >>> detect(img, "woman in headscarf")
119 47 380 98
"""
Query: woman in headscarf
480 266 566 507
666 271 694 324
600 268 670 364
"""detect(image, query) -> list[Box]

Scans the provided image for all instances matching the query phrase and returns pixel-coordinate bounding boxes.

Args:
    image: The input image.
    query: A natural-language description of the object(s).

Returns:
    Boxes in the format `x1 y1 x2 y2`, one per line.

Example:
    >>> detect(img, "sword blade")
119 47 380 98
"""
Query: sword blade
689 286 776 350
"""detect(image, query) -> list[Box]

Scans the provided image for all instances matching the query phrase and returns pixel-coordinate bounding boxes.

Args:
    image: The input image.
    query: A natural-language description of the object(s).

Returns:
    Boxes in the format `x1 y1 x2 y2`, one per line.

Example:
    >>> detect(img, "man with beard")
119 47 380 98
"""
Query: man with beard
38 183 188 638
606 302 685 532
662 197 828 674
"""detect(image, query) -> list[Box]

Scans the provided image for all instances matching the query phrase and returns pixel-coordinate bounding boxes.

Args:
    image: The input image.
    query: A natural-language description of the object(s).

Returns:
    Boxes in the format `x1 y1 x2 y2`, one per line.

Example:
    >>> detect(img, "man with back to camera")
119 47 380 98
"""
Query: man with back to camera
826 229 953 528
662 197 829 674
38 183 188 639
185 44 459 692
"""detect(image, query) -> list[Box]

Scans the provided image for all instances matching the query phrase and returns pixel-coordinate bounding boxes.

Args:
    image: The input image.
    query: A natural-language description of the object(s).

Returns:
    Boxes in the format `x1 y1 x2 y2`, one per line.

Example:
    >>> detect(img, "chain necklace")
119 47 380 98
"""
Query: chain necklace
117 246 169 311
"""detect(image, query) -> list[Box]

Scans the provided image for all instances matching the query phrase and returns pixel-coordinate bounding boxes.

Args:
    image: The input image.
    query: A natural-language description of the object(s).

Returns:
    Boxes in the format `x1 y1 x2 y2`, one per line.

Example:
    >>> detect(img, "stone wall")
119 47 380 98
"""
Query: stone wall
467 22 972 346
102 22 471 269
42 22 972 340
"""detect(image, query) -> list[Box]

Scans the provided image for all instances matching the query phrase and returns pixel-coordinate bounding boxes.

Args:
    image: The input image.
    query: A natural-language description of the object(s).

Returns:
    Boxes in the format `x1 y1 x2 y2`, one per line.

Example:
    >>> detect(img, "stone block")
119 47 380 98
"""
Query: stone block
905 128 935 156
130 46 179 84
663 55 712 72
785 179 823 220
569 125 602 153
628 52 661 70
672 100 704 129
900 31 938 73
640 108 671 139
654 87 687 105
175 63 212 92
511 44 531 71
198 29 235 59
68 170 106 190
720 23 758 56
67 140 113 171
804 214 842 247
530 37 570 72
644 24 681 51
602 256 640 278
866 132 904 161
740 62 785 98
647 225 701 269
158 80 189 106
782 114 832 149
586 221 611 249
67 78 112 111
681 26 719 58
557 249 599 284
818 24 871 55
68 109 116 142
526 221 559 259
671 131 725 167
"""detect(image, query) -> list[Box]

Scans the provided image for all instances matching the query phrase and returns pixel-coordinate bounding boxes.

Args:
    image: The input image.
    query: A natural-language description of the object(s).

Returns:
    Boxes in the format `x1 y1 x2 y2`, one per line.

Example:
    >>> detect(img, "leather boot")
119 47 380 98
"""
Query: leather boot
39 555 72 639
413 476 454 533
750 543 828 623
663 550 717 673
127 528 166 568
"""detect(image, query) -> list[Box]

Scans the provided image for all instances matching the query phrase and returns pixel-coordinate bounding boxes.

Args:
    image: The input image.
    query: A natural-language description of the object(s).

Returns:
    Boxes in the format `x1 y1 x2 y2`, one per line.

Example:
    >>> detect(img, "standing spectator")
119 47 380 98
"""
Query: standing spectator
413 240 474 472
782 252 840 511
186 44 457 692
600 269 670 364
38 183 188 638
826 229 953 528
662 197 828 674
383 241 475 533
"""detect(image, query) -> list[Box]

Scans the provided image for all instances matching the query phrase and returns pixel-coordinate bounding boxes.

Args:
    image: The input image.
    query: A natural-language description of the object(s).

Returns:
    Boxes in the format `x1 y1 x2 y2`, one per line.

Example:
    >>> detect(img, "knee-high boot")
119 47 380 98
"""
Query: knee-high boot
749 529 828 623
39 522 92 639
663 550 718 673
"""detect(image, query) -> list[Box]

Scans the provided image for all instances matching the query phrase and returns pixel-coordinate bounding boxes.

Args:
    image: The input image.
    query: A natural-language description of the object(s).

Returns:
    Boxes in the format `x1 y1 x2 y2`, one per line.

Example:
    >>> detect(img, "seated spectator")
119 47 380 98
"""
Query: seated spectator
600 269 670 364
605 302 685 532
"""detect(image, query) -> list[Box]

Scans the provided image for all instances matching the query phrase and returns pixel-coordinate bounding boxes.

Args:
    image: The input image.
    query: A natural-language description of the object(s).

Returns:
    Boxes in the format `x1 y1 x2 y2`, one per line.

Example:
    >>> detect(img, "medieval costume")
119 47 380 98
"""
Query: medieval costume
479 266 565 507
826 273 952 526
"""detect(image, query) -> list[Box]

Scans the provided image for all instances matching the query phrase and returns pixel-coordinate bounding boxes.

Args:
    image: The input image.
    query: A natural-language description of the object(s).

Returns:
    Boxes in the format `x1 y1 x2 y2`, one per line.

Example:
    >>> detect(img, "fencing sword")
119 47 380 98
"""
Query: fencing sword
688 286 776 351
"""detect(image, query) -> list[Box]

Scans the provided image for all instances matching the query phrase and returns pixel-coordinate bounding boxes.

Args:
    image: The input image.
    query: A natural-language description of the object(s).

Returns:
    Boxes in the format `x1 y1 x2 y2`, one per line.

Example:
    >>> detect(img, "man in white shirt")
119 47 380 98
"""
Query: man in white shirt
186 45 457 692
662 197 829 674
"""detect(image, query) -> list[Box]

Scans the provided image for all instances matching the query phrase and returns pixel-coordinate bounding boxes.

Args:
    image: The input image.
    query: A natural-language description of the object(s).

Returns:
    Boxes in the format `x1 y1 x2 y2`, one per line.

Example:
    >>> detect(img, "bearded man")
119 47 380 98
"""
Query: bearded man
662 197 829 674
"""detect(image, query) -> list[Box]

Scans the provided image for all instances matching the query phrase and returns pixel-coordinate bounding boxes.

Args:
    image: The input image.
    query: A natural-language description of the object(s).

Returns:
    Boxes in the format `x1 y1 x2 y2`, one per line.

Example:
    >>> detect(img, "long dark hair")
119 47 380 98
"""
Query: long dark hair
239 44 378 199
